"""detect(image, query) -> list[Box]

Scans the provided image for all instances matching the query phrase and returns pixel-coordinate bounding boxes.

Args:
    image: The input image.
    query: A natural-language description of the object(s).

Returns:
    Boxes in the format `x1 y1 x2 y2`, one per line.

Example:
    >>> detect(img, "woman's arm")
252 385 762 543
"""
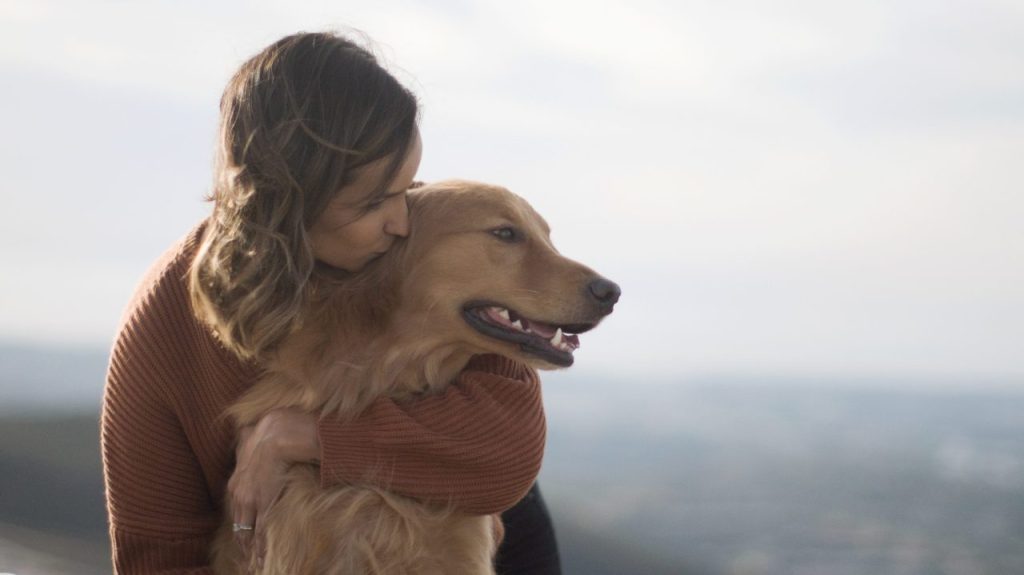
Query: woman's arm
239 355 545 516
102 355 221 574
316 354 546 514
102 227 250 574
232 354 545 566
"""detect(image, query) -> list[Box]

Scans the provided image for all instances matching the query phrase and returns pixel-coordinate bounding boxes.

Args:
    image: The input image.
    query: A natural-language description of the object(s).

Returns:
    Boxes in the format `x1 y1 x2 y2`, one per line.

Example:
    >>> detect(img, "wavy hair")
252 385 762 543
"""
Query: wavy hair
189 31 419 360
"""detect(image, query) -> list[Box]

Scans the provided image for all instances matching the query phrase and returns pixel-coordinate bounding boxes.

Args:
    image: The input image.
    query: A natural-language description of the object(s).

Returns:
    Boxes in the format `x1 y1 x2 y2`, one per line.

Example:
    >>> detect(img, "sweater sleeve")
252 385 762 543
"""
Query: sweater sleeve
101 225 230 574
102 334 222 574
316 354 546 515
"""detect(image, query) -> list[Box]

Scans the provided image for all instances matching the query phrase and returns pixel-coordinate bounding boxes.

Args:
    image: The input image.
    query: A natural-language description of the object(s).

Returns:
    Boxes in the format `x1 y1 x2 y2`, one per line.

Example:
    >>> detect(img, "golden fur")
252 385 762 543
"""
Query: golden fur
209 180 618 574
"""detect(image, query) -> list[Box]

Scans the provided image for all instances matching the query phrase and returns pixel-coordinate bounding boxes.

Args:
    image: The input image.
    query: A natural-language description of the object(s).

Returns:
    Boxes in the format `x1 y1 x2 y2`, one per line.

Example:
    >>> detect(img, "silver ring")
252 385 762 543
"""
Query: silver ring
233 523 254 532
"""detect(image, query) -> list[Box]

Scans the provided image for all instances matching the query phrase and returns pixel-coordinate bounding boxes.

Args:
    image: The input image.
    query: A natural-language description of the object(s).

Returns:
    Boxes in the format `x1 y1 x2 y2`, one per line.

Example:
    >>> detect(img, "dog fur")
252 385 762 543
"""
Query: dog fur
209 180 618 574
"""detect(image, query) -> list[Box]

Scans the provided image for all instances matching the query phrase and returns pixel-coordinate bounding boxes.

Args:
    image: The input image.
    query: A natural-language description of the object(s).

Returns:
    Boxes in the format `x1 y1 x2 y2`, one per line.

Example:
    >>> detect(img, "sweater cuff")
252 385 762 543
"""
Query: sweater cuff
112 528 217 574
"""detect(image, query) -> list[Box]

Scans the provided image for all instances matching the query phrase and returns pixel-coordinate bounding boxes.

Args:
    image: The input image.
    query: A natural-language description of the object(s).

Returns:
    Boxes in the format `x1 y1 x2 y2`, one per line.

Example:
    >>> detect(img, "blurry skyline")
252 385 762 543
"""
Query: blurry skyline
1 0 1022 383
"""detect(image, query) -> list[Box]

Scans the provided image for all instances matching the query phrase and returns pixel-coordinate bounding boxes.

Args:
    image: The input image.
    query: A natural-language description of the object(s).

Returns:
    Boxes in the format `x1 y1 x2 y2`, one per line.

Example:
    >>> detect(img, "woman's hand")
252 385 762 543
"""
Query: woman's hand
228 408 321 571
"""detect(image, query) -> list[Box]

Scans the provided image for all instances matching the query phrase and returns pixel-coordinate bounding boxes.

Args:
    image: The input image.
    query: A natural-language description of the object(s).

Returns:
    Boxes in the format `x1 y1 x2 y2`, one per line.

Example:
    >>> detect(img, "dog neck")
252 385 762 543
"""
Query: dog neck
383 339 480 401
282 270 484 420
293 328 481 420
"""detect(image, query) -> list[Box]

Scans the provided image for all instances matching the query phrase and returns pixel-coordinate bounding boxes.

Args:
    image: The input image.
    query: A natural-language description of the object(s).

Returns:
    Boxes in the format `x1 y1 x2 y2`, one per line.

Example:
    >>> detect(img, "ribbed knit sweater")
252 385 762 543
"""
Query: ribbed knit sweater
100 222 547 574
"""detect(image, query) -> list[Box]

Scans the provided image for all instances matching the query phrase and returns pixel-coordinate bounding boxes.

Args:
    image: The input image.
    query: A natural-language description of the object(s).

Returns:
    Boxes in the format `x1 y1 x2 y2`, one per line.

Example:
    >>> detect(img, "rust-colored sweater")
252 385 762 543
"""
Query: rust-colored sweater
100 223 546 574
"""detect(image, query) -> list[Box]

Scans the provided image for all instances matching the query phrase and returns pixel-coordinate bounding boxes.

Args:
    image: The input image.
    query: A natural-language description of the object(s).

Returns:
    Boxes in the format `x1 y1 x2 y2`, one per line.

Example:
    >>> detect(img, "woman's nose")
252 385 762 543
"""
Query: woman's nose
384 197 410 237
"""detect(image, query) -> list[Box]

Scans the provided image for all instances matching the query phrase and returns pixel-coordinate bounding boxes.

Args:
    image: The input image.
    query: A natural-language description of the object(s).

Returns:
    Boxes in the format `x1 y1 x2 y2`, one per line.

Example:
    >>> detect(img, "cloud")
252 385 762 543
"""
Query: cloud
2 0 1022 380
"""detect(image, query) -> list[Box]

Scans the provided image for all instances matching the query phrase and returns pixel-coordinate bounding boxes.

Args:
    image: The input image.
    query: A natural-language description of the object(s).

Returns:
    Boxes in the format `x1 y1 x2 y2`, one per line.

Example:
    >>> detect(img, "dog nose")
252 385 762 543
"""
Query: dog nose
587 278 621 307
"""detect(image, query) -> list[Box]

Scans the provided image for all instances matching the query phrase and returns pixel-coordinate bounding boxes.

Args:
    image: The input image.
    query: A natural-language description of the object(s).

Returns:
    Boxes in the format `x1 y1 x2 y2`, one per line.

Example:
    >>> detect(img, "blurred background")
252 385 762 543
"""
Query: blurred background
1 1 1022 573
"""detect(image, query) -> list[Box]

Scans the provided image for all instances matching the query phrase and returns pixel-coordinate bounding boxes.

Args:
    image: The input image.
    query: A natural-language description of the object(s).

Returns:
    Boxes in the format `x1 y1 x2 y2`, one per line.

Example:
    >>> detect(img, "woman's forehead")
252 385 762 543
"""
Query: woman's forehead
334 128 422 207
340 161 392 204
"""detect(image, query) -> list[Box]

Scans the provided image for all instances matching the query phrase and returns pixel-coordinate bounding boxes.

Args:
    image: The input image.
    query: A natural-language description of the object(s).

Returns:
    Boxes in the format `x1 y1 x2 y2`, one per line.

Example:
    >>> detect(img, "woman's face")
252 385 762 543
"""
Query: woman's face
309 130 422 272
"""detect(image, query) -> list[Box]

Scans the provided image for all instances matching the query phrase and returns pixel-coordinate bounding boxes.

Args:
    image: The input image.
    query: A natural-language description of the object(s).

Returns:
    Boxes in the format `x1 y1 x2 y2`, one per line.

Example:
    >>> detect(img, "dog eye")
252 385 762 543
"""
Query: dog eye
490 227 519 242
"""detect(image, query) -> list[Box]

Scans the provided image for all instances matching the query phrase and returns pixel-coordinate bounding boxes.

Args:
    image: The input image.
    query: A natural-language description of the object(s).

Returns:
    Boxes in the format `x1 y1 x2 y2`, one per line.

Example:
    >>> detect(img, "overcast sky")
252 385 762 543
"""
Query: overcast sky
1 0 1022 384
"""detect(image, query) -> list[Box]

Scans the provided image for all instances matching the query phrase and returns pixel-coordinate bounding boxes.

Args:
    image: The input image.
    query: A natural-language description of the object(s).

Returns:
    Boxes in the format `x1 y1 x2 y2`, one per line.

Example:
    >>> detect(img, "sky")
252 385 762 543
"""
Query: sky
1 0 1022 384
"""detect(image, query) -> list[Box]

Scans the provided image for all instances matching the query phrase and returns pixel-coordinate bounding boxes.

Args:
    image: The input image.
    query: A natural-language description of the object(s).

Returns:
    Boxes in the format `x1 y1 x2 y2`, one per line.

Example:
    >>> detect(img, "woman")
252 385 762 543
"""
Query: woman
101 32 561 574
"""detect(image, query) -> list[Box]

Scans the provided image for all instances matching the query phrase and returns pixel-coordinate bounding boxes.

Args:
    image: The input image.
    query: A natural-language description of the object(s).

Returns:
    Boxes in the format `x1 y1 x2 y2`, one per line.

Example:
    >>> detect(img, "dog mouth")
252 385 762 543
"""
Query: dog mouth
462 302 596 367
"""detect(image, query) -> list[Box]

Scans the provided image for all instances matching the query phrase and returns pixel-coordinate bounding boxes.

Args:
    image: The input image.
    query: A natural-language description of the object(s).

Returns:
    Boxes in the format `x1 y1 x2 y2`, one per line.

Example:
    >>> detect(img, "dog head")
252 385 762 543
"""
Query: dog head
392 180 620 370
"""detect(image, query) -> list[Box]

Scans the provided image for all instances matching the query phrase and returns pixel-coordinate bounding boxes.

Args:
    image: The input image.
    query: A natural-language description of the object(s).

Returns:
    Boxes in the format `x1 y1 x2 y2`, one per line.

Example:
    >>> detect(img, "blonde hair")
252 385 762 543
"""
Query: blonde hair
189 31 418 360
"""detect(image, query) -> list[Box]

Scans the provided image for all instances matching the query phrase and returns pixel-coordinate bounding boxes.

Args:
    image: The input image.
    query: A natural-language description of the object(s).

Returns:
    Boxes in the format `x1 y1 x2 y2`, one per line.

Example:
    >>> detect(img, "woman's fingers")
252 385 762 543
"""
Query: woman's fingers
251 469 287 569
230 424 260 560
232 516 256 537
229 477 257 554
231 410 319 570
231 476 265 573
245 517 263 575
231 416 294 571
233 515 256 570
233 518 255 545
253 522 267 572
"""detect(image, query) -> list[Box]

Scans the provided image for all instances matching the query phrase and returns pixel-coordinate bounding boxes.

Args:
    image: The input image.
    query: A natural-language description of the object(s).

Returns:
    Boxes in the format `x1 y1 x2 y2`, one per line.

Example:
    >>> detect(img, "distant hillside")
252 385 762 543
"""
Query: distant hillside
0 342 108 414
538 380 1024 574
0 522 109 575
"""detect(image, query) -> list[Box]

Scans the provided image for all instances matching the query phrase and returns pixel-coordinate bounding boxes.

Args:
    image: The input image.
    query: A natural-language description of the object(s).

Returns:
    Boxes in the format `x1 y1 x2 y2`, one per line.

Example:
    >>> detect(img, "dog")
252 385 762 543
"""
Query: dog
210 180 620 574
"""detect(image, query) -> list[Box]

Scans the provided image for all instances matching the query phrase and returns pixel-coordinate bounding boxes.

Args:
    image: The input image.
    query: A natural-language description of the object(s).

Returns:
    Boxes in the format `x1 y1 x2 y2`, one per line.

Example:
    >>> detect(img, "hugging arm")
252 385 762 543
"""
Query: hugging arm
316 354 546 515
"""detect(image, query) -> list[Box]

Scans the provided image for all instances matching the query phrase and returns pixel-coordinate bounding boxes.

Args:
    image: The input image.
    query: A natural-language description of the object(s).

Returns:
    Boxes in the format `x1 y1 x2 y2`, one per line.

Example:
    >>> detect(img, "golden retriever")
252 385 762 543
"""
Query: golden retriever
210 180 620 574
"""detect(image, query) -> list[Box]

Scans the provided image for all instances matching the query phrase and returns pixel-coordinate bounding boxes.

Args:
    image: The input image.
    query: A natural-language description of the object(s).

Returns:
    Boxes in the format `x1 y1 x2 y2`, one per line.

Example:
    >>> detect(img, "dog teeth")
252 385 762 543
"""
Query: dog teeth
549 328 576 353
498 308 510 321
511 320 524 331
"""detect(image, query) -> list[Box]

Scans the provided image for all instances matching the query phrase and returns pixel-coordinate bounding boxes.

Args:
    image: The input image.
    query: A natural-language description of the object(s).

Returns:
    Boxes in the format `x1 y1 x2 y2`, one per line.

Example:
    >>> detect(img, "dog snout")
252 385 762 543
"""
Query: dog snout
587 278 621 311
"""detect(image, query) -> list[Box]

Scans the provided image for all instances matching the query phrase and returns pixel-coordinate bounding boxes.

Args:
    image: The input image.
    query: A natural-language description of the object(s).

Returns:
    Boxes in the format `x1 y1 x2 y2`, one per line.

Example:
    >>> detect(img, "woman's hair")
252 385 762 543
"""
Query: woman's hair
189 31 419 361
